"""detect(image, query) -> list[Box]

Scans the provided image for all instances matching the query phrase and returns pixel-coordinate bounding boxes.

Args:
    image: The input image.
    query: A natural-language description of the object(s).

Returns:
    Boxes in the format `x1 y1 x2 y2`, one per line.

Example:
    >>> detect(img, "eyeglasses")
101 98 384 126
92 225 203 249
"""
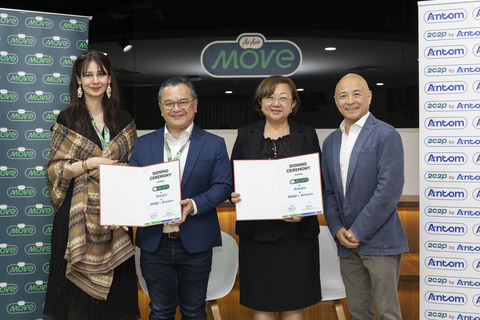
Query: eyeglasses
263 97 292 105
162 99 194 110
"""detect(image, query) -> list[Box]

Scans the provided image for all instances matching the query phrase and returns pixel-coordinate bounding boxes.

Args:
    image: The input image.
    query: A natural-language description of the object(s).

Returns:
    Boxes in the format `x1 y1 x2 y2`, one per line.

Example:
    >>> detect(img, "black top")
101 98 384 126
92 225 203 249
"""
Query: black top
232 118 321 241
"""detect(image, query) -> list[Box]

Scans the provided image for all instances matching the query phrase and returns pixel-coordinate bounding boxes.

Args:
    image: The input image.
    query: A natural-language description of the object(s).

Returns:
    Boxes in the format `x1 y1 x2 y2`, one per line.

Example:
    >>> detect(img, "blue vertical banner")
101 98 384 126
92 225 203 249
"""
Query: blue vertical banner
0 8 90 319
419 0 480 319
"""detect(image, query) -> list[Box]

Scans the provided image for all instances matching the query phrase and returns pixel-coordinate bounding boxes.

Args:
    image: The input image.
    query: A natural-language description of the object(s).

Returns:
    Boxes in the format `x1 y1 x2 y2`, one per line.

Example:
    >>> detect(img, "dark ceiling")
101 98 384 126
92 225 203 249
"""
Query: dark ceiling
11 0 420 41
7 1 425 128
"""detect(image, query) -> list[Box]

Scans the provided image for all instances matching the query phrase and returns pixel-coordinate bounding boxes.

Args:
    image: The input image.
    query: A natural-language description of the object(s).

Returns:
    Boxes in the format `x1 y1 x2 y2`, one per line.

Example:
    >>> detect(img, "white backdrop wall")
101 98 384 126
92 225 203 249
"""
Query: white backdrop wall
419 0 480 318
139 128 420 196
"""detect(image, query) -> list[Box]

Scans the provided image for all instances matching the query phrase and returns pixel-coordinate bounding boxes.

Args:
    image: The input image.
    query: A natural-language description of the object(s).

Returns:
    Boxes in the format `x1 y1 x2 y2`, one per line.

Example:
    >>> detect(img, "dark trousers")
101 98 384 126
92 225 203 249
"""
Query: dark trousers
140 237 213 320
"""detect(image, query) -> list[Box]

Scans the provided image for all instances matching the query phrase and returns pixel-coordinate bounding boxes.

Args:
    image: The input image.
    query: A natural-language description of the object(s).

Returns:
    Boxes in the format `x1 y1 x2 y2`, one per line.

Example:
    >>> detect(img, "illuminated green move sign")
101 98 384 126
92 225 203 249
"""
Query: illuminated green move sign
201 33 302 77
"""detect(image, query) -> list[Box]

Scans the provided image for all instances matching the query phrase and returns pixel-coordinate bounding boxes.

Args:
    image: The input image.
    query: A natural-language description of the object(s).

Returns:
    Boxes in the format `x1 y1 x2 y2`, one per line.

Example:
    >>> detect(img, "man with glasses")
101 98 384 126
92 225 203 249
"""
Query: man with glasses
130 76 233 320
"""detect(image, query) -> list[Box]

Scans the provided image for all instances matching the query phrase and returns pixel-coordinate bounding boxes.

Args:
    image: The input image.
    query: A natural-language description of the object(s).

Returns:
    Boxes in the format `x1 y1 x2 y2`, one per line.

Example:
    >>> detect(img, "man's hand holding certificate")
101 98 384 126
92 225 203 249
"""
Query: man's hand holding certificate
99 160 182 226
233 153 323 220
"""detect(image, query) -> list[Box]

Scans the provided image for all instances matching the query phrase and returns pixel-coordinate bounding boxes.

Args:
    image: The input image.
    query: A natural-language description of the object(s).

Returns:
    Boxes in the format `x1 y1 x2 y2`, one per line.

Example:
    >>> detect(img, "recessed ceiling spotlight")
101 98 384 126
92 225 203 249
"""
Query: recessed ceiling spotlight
325 47 336 51
297 88 304 92
376 83 384 86
119 38 132 52
225 90 233 94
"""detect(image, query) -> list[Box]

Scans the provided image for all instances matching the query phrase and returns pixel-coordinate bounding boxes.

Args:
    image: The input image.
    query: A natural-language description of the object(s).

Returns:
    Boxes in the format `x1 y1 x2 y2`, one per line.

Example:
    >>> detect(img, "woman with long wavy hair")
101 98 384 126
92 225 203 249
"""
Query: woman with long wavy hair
44 50 140 320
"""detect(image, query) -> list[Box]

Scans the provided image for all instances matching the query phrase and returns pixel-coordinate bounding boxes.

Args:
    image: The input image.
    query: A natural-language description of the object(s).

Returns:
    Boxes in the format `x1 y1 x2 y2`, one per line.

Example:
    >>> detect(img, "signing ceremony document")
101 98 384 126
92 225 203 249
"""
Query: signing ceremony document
233 153 323 220
99 160 182 226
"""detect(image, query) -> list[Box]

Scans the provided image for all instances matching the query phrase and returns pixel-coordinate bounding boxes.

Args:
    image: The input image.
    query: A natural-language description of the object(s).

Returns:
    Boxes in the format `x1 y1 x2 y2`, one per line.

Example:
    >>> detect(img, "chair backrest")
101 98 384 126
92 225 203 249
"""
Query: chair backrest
206 231 239 301
319 225 346 301
135 246 149 296
135 231 239 300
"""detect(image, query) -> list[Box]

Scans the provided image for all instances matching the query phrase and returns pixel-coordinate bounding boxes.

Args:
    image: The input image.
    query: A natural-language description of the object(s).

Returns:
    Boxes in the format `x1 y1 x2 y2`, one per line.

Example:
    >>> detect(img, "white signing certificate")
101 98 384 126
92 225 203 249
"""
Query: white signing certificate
99 160 182 226
233 153 323 220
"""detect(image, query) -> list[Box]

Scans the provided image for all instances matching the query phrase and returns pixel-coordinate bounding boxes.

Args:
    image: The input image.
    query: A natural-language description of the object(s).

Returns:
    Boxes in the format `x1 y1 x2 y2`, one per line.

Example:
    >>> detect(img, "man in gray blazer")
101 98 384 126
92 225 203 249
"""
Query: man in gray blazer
322 73 409 320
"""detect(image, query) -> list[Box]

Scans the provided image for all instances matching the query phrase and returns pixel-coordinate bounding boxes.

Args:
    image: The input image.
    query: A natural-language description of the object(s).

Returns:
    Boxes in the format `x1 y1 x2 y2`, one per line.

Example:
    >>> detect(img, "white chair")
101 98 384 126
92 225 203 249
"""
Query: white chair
205 231 239 320
317 225 347 320
135 231 239 320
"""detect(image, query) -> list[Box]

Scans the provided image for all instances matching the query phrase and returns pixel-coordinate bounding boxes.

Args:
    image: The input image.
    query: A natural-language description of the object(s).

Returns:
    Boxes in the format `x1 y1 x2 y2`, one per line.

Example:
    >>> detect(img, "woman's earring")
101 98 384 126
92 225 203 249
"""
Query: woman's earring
106 84 111 99
77 85 83 98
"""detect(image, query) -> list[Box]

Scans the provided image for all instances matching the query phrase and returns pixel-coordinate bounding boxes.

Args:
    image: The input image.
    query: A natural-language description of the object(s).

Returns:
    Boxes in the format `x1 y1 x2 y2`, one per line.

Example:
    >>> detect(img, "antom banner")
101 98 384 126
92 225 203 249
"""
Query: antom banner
0 8 89 319
419 0 480 319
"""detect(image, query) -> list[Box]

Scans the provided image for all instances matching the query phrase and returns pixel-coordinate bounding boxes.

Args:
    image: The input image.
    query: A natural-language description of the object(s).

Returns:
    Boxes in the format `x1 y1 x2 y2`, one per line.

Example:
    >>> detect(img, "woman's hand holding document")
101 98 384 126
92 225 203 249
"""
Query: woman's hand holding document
233 153 323 220
99 160 182 227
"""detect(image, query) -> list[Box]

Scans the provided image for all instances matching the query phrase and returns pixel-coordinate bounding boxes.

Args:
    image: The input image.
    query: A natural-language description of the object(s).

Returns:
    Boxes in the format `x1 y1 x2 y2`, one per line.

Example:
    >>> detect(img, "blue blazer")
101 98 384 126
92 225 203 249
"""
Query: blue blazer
321 114 409 257
130 124 233 254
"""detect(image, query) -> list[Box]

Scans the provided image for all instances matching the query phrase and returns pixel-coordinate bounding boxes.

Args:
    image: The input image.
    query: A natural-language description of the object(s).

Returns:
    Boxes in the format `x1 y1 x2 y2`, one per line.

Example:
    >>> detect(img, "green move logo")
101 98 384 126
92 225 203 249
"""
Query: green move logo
0 244 18 256
26 16 53 29
8 148 36 160
43 109 60 121
60 19 86 32
7 185 36 198
201 33 302 77
0 205 18 217
43 187 51 197
25 53 53 66
43 262 50 273
0 166 18 178
43 36 70 48
8 34 36 46
25 90 53 103
43 224 53 235
8 109 36 121
7 301 36 314
0 51 18 64
25 242 51 254
7 224 36 236
43 73 70 85
0 13 18 26
7 262 36 275
0 128 18 140
43 149 50 159
8 71 36 84
0 283 18 295
60 55 76 66
77 40 88 50
25 128 52 140
25 204 53 216
0 89 18 102
25 166 46 178
61 93 71 104
25 280 47 293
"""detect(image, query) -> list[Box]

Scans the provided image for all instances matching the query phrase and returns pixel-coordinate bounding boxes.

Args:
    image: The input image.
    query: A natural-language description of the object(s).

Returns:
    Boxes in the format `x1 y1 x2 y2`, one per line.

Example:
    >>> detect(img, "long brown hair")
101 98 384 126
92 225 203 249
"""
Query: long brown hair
63 50 122 137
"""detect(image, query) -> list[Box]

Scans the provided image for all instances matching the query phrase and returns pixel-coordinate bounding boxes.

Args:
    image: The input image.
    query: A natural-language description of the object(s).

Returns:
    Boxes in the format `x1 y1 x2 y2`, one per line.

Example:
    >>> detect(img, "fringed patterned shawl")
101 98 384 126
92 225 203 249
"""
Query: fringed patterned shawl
46 120 137 300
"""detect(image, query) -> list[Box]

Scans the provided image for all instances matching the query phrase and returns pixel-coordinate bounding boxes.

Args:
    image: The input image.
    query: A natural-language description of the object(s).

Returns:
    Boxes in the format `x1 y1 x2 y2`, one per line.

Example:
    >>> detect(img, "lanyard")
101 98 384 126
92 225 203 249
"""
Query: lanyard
87 109 110 150
164 136 191 161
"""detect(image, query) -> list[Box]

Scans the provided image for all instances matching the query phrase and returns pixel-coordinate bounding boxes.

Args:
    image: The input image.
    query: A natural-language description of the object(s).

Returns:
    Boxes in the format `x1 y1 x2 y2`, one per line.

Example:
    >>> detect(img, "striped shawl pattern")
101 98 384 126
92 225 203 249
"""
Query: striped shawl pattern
46 120 137 300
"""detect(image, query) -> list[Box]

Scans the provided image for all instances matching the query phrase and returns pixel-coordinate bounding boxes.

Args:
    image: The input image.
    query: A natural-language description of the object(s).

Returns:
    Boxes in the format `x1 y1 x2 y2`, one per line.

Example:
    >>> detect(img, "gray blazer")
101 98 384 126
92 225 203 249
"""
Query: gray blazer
321 114 409 257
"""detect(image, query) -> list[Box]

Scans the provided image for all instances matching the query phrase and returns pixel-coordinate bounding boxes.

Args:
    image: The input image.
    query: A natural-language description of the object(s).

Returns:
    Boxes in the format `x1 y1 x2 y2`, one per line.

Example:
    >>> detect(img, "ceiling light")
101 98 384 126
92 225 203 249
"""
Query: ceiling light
119 38 132 52
376 83 384 86
297 88 304 92
325 47 336 51
186 75 202 82
225 90 232 94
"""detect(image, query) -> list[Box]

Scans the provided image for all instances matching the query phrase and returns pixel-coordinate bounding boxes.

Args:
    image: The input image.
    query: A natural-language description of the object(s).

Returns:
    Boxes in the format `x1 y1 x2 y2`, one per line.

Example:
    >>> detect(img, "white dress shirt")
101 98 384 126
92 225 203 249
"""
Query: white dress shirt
339 111 371 197
163 123 197 233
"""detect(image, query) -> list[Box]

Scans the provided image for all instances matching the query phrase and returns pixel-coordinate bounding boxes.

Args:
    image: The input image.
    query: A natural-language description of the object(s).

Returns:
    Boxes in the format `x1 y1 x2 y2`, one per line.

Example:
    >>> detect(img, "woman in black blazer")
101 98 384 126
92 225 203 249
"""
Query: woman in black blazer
231 75 322 320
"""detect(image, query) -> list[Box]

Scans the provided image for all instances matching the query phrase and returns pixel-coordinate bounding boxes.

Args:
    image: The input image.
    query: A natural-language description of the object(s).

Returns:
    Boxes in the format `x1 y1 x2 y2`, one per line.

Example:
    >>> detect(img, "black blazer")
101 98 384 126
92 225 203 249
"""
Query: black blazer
231 118 321 241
